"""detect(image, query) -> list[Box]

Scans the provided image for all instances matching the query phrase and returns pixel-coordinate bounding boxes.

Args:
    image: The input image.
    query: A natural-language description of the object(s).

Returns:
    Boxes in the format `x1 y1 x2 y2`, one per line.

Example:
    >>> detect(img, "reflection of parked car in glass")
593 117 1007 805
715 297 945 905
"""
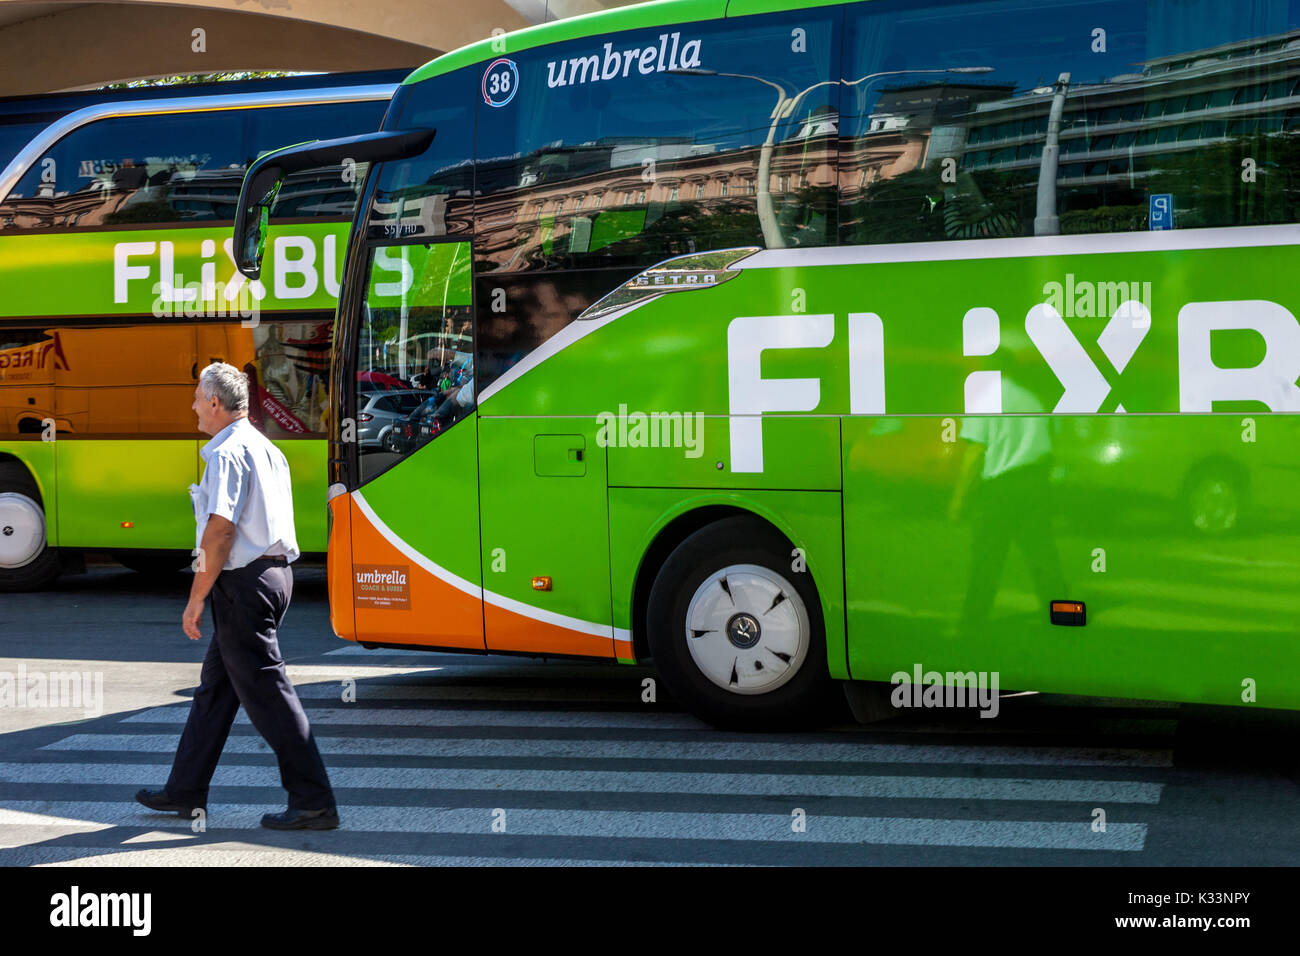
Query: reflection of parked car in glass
387 367 475 454
1051 415 1300 535
357 389 430 450
388 393 444 453
357 369 409 393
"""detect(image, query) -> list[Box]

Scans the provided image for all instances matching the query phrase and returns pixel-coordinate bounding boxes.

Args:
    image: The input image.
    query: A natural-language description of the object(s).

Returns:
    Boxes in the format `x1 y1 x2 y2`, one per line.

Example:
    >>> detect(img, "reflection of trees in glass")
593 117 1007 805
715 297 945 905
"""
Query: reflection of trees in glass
841 165 1032 243
1059 205 1147 234
840 130 1300 243
777 185 837 246
1141 133 1300 229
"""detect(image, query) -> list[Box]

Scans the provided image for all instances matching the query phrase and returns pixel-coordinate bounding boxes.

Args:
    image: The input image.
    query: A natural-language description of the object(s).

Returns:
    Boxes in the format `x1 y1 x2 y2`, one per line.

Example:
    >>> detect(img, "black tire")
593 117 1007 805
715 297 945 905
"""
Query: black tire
0 461 63 592
112 549 192 576
647 515 837 731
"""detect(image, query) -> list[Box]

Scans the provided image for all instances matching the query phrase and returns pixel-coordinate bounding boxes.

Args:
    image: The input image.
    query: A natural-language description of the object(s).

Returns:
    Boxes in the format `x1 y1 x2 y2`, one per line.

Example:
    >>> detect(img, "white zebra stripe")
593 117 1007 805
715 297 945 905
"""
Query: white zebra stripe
0 802 1148 850
2 760 1164 804
43 727 1175 766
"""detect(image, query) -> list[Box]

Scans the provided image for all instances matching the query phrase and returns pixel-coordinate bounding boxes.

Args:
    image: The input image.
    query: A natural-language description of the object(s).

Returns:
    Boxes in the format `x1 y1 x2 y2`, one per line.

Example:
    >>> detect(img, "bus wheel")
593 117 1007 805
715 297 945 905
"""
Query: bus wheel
0 462 62 592
647 516 835 730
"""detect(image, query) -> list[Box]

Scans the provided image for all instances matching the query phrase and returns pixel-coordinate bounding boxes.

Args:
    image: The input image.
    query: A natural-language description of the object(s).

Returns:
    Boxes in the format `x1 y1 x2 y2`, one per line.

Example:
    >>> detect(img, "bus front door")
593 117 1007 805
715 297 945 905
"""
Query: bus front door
341 240 485 651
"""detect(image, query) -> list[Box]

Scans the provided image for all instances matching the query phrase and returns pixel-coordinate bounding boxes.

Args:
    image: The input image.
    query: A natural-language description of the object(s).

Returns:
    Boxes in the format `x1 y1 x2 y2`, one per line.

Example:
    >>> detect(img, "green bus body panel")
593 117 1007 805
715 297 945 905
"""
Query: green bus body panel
0 223 350 319
402 0 728 86
1 438 327 551
0 216 341 555
608 486 848 674
481 243 1300 419
844 414 1300 709
278 439 327 553
0 440 58 542
56 440 197 548
358 416 483 587
475 233 1300 706
604 417 840 490
478 417 613 627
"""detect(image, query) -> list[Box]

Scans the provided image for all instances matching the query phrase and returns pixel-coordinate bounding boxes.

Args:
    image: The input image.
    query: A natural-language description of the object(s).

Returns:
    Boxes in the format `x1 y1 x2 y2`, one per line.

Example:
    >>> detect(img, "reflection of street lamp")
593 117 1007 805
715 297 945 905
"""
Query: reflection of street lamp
671 66 994 247
1035 71 1071 236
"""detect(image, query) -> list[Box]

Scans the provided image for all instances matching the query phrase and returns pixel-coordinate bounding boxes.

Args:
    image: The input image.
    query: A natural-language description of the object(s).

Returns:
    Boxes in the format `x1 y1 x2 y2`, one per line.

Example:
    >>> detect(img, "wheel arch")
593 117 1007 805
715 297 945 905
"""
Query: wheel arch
0 451 49 506
628 498 827 665
0 448 59 545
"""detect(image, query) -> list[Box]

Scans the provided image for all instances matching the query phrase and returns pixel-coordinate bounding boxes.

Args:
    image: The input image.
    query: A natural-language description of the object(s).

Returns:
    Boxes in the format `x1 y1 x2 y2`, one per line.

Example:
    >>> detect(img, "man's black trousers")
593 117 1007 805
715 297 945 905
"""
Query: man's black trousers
165 557 334 811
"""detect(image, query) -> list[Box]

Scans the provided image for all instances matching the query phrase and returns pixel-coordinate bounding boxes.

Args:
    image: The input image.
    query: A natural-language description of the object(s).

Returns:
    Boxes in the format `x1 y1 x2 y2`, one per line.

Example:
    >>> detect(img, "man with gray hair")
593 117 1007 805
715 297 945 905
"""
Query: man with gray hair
135 361 338 829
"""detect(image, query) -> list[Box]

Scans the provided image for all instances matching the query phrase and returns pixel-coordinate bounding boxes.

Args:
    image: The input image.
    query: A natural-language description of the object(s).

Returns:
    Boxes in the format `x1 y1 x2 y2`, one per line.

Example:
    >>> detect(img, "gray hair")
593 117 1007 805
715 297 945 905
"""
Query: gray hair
199 362 249 414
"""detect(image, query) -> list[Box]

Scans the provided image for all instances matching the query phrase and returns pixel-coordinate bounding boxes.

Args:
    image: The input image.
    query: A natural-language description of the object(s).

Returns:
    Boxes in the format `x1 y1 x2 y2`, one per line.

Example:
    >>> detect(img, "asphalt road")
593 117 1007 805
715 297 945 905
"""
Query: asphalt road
0 556 1296 866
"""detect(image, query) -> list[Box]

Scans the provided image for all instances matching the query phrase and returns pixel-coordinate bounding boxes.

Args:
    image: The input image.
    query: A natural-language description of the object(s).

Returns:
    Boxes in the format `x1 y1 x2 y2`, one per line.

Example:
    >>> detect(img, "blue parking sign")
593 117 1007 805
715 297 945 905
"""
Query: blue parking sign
1149 194 1173 230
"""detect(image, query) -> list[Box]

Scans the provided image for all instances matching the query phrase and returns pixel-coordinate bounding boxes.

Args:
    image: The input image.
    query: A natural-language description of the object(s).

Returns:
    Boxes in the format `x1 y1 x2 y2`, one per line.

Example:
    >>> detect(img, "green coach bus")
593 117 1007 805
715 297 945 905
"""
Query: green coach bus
0 73 411 590
236 0 1300 728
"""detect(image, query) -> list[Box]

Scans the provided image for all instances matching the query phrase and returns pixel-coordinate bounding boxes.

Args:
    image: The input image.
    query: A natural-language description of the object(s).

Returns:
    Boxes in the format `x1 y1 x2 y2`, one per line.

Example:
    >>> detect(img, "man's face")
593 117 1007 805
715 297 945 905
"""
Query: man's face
192 384 222 436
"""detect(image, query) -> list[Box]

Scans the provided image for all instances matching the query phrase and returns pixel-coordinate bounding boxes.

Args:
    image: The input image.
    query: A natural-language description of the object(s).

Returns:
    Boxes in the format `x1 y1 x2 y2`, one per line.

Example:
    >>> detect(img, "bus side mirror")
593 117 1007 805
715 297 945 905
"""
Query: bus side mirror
234 162 285 280
232 128 436 280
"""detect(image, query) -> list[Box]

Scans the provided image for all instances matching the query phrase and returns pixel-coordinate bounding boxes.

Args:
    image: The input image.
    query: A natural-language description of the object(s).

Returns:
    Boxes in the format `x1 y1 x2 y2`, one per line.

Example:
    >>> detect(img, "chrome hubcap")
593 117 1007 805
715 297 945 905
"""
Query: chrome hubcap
684 563 810 695
0 492 46 569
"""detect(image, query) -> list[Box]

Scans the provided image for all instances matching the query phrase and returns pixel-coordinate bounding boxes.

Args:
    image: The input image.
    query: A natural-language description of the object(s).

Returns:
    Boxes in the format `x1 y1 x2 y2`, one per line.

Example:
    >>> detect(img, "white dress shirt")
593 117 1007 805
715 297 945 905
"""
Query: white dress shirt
191 417 300 570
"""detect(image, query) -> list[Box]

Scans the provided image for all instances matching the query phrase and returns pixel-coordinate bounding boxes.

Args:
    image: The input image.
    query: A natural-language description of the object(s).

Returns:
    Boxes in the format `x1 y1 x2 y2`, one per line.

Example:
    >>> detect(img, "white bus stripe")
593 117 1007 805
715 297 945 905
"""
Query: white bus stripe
739 223 1300 269
351 491 480 598
352 490 612 640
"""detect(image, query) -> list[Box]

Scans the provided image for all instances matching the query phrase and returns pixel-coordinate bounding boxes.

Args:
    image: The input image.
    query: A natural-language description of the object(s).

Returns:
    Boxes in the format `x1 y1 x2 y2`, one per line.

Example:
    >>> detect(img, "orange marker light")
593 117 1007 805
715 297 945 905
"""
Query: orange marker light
532 576 552 591
1050 600 1086 626
121 521 134 528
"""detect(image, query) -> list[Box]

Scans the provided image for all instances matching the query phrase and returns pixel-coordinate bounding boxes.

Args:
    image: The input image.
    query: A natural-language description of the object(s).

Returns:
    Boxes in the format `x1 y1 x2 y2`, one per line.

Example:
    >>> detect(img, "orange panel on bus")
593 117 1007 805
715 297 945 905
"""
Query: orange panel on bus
483 602 615 659
347 494 485 650
326 492 355 642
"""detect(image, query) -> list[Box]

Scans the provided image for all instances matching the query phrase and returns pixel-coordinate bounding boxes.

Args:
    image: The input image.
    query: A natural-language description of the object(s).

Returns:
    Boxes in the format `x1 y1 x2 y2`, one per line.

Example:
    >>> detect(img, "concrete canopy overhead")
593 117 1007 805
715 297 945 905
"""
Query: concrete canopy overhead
0 0 638 96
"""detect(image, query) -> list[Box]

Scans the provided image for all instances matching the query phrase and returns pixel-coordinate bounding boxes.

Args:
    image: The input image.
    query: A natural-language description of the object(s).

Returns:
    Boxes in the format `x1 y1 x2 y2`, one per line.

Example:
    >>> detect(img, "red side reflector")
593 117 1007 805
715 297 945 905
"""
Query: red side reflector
1050 600 1086 626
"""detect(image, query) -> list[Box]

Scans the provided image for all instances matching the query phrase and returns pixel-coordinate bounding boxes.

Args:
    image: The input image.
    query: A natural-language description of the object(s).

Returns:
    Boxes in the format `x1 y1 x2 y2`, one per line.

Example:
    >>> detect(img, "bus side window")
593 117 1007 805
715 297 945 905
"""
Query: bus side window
0 98 386 230
471 8 842 277
353 240 473 486
838 0 1300 245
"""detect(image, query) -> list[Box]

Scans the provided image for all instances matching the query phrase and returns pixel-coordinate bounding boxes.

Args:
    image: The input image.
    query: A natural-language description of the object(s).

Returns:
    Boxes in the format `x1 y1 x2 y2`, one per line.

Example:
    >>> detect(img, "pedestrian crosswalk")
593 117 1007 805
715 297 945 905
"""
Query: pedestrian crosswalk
0 649 1180 865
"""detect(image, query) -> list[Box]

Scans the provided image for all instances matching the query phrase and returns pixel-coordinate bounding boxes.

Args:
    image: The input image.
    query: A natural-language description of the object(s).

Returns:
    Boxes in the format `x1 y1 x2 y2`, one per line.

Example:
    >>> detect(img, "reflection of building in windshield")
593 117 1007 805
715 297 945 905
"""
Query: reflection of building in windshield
965 31 1300 186
846 27 1300 240
473 125 838 273
2 164 363 229
841 82 1014 190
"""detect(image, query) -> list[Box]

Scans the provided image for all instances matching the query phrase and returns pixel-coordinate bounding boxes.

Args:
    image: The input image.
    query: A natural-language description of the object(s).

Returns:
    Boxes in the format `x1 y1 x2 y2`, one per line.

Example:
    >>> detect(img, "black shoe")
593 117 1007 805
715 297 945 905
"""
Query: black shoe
135 788 204 816
261 806 340 830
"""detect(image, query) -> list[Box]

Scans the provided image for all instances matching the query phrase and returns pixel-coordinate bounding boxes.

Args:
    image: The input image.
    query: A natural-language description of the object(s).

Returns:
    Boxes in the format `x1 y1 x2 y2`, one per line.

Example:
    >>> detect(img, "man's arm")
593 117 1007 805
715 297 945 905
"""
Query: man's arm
182 515 238 641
